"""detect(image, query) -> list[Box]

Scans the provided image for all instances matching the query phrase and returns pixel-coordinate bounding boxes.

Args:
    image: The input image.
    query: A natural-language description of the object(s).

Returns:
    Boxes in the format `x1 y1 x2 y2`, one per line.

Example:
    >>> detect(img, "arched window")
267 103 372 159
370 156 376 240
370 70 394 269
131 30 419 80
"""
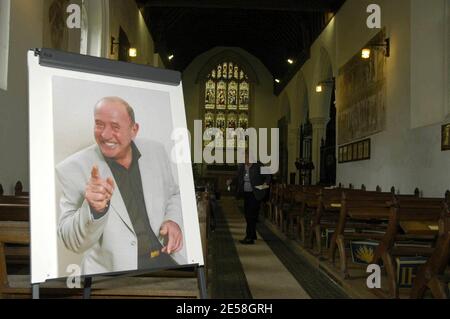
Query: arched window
203 61 250 149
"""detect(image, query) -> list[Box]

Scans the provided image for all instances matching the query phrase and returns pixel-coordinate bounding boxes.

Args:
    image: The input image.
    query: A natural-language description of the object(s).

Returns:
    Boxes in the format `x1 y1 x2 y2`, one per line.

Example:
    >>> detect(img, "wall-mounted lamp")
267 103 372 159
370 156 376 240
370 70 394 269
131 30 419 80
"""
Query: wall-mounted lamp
316 77 335 93
275 78 281 84
361 38 390 59
110 36 137 57
168 54 174 61
287 58 294 65
128 48 137 58
110 36 119 55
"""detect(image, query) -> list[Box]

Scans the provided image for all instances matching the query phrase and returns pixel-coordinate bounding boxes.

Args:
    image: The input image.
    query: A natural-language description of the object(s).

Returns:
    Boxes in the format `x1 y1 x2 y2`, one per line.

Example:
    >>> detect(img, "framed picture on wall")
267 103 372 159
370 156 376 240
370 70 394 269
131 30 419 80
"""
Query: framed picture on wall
353 143 358 160
347 144 353 161
442 123 450 151
358 142 364 159
363 140 370 159
338 138 371 163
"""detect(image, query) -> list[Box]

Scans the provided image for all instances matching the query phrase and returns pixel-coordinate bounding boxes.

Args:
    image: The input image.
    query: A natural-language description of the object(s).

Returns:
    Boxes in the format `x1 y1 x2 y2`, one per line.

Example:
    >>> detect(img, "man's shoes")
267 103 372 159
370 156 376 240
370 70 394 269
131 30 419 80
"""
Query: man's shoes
239 238 255 245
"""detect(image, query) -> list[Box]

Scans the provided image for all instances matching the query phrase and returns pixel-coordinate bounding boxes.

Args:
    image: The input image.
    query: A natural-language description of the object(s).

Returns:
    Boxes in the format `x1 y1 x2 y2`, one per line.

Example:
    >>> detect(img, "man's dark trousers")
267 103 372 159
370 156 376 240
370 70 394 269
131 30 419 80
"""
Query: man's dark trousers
244 191 261 240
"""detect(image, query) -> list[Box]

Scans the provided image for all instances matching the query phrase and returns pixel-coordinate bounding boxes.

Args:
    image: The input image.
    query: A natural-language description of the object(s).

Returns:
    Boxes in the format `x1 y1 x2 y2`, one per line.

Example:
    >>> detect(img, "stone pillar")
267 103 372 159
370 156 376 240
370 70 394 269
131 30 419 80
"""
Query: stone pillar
310 117 327 184
287 125 299 183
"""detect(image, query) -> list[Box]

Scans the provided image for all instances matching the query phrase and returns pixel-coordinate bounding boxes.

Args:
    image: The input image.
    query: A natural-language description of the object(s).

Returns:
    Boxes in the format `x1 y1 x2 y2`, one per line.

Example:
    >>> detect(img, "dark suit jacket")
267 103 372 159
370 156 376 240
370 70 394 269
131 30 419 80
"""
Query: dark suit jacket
236 162 271 201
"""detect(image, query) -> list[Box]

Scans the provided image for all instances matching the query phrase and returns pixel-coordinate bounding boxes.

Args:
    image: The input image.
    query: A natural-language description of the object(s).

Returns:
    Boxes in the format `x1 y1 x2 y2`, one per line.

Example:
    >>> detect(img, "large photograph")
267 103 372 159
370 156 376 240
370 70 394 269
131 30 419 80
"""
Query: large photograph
53 77 188 276
28 52 203 283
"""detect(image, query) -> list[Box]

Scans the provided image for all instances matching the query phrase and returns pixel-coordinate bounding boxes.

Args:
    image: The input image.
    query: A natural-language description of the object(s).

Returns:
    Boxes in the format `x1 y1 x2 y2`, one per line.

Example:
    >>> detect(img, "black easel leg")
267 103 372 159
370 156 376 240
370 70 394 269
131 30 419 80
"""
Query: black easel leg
83 277 92 299
32 283 40 299
197 266 208 299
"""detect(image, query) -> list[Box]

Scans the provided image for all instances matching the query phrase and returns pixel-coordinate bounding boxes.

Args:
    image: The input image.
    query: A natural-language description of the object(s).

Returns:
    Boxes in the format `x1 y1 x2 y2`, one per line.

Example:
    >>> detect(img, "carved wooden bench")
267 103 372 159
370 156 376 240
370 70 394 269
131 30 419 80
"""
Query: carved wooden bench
374 196 448 299
310 188 369 255
0 191 210 299
283 185 322 244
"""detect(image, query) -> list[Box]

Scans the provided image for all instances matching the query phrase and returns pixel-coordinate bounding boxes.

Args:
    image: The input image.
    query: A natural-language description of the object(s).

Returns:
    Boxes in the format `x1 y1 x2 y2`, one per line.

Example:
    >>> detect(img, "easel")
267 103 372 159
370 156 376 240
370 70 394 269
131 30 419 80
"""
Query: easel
31 265 208 299
29 48 208 300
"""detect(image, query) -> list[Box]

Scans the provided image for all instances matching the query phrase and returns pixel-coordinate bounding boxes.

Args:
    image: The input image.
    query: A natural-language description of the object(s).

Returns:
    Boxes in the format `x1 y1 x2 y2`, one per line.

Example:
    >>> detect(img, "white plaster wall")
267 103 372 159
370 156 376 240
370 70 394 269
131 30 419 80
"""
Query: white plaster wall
336 0 413 193
0 0 44 194
280 0 450 196
109 0 155 65
410 0 447 127
336 0 450 196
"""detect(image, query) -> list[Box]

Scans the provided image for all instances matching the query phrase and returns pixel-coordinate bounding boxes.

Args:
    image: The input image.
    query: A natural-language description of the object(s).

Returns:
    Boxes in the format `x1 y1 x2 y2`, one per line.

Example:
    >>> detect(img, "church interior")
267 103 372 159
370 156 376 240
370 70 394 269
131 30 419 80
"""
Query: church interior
0 0 449 299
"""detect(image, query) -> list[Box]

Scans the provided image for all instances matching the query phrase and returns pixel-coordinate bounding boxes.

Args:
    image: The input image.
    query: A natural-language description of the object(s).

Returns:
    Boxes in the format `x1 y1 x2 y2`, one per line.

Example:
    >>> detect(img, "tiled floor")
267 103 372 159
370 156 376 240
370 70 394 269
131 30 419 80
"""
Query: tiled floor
209 196 348 299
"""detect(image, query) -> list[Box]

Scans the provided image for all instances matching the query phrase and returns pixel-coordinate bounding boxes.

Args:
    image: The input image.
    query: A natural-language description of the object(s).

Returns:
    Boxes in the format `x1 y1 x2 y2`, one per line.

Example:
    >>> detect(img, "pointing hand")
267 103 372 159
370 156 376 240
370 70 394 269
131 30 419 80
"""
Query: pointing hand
85 165 115 213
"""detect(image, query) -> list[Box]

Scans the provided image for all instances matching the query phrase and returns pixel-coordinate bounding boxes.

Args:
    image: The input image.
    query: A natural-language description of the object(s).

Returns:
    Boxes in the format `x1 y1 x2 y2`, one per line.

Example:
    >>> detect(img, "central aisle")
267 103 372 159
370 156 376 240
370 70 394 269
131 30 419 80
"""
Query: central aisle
220 197 311 299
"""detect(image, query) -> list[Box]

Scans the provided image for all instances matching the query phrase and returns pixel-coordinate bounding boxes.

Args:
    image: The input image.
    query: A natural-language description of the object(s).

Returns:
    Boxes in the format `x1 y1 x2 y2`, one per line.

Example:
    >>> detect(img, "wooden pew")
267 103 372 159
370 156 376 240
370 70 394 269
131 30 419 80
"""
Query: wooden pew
374 196 448 299
372 195 444 298
0 203 29 222
196 191 210 277
410 206 450 299
278 185 303 234
0 221 30 297
0 195 30 267
329 190 421 277
14 181 29 197
310 187 364 255
0 194 210 299
329 190 443 298
273 184 286 228
266 182 279 223
284 185 322 244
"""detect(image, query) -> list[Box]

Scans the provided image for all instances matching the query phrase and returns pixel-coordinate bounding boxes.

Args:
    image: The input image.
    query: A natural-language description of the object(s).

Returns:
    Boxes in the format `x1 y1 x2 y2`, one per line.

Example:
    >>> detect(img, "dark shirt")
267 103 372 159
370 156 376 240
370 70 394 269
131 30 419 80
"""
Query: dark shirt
102 142 177 270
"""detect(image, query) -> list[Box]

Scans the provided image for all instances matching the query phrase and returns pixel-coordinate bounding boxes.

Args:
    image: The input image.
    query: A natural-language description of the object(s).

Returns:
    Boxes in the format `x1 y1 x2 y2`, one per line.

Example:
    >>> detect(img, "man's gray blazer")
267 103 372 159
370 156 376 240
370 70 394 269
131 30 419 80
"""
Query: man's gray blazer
56 138 186 275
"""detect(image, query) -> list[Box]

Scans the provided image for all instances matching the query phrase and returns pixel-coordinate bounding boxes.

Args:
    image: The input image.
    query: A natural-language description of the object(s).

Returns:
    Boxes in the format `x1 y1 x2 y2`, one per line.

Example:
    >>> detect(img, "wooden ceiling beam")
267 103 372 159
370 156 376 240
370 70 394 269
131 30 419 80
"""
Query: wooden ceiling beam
138 0 339 12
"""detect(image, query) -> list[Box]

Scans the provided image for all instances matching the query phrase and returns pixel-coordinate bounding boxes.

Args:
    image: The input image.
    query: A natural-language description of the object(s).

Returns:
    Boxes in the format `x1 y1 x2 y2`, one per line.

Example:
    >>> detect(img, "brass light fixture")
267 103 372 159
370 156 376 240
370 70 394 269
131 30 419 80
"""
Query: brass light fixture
110 36 137 57
110 36 119 55
316 77 335 93
128 48 137 58
361 38 390 59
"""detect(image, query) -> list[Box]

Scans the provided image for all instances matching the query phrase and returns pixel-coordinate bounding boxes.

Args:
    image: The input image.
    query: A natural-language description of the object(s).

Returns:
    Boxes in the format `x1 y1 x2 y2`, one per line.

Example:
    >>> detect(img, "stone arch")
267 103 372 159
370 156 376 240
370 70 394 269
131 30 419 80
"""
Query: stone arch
308 46 335 184
312 46 334 119
297 72 309 125
195 49 259 84
84 0 110 57
280 92 292 124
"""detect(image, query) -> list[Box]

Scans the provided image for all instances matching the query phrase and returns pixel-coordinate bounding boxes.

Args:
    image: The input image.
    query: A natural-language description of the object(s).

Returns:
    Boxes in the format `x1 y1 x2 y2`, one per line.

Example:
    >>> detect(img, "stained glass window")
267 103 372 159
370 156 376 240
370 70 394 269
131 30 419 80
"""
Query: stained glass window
203 61 251 148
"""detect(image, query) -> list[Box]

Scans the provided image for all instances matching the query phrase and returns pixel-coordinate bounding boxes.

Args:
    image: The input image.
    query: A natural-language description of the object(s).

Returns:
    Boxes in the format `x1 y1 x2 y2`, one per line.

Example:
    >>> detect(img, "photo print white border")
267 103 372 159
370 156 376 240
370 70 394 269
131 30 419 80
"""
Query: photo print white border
28 51 203 284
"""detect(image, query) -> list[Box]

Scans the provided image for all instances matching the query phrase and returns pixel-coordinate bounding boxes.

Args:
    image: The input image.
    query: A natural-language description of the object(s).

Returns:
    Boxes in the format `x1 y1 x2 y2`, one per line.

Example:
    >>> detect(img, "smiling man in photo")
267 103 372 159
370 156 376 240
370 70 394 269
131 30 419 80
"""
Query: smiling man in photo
56 96 186 275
